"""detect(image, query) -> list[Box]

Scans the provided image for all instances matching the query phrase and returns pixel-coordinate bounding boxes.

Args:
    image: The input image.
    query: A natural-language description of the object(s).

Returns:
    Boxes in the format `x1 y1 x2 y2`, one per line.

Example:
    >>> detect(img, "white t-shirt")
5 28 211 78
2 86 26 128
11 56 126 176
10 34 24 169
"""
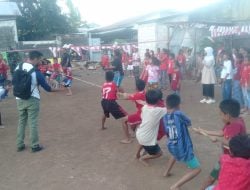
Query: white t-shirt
132 52 140 66
136 105 166 146
146 65 160 83
15 62 40 99
220 60 233 80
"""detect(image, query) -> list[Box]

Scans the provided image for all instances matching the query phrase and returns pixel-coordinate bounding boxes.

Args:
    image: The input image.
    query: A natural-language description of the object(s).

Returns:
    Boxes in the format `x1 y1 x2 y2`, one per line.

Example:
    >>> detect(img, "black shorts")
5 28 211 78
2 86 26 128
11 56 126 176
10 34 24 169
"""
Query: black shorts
101 99 127 119
143 144 161 155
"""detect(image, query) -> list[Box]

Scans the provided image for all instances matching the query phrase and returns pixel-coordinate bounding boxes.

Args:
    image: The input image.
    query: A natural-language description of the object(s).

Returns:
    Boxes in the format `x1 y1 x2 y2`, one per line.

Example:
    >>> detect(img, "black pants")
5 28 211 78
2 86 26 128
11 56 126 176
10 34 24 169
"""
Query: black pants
202 84 214 99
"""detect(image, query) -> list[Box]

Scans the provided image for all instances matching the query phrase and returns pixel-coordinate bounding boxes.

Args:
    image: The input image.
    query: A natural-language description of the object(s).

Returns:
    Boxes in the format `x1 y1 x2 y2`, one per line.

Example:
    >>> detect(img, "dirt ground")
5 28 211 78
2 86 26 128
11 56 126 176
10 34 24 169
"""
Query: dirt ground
0 68 249 190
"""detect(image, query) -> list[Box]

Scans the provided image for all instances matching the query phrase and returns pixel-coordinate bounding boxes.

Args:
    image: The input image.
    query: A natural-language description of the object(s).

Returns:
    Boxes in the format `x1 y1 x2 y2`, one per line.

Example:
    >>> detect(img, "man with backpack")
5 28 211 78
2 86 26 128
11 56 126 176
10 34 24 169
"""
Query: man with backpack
13 51 54 153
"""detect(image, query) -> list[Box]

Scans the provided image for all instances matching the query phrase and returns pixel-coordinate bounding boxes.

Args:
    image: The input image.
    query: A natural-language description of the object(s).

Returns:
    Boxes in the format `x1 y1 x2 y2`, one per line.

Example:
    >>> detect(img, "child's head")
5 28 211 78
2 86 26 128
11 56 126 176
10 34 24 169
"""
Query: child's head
166 94 181 109
146 89 160 105
219 99 240 123
151 57 160 66
229 134 250 159
155 89 163 100
53 57 58 63
135 79 146 91
105 71 114 82
169 53 175 60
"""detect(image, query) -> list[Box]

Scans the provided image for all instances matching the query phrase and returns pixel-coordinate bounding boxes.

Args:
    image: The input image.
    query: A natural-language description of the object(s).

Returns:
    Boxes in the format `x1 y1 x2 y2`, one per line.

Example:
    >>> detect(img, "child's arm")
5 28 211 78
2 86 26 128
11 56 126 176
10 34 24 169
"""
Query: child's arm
117 92 130 99
198 128 223 137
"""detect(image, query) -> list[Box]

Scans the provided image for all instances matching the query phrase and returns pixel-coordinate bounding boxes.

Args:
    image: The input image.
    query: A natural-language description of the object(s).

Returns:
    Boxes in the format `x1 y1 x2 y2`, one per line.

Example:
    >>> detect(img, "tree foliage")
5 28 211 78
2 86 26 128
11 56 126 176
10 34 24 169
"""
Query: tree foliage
12 0 80 40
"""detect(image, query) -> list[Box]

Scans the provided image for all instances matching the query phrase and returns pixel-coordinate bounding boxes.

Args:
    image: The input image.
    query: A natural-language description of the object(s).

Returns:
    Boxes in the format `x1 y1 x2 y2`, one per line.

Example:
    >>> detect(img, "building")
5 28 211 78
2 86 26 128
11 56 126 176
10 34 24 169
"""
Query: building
0 1 21 51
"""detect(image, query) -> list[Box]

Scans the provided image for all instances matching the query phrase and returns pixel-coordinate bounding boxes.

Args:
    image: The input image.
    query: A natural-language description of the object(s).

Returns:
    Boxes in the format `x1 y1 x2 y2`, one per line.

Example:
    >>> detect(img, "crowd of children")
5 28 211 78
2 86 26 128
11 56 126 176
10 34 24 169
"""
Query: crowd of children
100 51 250 189
36 57 73 96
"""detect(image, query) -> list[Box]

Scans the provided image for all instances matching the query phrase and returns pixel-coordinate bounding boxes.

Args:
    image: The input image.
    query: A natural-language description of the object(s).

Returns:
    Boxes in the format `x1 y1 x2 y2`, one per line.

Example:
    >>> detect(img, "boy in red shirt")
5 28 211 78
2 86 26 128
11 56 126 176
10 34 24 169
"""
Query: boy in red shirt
196 99 246 190
118 79 146 143
101 71 129 142
171 62 181 96
0 54 9 86
101 51 110 70
206 134 250 190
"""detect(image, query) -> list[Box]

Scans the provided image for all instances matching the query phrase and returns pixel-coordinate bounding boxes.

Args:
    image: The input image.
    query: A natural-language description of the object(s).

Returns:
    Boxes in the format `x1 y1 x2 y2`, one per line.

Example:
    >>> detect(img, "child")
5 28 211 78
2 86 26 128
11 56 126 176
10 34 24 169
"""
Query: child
167 53 175 84
0 80 12 129
0 80 11 100
240 54 250 115
146 56 160 90
62 67 73 96
118 79 146 143
135 89 166 166
0 54 9 86
163 94 201 190
197 99 246 190
50 57 63 89
206 134 250 190
101 71 129 142
220 52 233 100
171 62 181 96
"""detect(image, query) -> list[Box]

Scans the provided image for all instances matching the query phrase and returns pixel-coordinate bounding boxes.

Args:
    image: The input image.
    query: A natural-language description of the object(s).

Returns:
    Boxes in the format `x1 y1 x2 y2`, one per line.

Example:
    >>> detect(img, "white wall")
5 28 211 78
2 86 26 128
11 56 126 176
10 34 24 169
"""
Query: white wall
0 19 18 42
138 22 168 60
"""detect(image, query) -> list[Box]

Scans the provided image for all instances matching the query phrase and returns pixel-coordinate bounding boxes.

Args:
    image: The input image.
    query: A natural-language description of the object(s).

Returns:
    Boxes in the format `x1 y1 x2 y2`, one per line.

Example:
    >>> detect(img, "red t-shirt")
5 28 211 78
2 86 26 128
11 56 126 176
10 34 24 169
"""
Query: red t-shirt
167 59 175 74
160 53 168 70
101 55 109 68
240 63 250 87
234 63 243 81
223 117 246 154
122 53 128 63
214 154 250 190
0 60 8 78
171 70 181 91
102 82 117 100
64 68 72 80
53 63 61 71
128 91 146 113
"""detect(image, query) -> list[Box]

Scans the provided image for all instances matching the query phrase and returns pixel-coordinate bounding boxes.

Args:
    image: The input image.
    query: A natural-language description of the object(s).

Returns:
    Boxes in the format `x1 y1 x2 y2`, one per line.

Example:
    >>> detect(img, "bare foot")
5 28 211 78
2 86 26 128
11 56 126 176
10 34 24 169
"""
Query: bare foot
66 93 72 96
163 172 172 177
101 127 107 130
120 139 133 144
139 158 149 167
0 125 5 129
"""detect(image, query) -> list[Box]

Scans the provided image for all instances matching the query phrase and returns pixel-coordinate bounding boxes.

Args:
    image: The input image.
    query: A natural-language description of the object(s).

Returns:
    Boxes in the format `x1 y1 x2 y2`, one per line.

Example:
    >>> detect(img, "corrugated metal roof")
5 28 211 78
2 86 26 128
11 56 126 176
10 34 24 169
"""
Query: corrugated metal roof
0 2 21 17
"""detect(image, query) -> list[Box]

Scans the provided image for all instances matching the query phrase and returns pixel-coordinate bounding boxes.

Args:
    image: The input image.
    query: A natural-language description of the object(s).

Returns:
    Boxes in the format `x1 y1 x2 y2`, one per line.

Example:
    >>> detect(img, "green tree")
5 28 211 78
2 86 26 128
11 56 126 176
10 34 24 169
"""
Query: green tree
12 0 76 40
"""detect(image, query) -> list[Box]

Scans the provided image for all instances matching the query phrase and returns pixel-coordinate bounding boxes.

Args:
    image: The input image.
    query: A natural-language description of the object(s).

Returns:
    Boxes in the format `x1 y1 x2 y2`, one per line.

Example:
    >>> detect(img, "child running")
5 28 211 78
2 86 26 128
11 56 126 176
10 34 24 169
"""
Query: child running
206 134 250 190
118 79 146 143
163 94 201 190
196 99 246 190
135 89 166 166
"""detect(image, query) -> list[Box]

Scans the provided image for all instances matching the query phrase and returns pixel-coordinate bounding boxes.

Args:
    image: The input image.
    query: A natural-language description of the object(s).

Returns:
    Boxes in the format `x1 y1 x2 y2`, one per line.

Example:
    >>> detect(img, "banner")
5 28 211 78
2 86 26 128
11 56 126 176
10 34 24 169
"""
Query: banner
210 25 250 38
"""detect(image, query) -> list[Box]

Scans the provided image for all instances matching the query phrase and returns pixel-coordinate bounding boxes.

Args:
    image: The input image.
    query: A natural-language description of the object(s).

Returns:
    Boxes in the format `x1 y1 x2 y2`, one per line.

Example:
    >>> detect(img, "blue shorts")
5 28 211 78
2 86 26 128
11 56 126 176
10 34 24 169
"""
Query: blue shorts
63 78 72 87
113 72 124 87
143 144 161 155
184 156 201 169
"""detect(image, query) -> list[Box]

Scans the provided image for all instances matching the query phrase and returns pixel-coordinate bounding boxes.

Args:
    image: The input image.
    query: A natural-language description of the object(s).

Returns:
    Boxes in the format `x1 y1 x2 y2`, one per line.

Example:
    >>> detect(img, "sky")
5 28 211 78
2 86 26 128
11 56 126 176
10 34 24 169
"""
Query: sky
58 0 221 27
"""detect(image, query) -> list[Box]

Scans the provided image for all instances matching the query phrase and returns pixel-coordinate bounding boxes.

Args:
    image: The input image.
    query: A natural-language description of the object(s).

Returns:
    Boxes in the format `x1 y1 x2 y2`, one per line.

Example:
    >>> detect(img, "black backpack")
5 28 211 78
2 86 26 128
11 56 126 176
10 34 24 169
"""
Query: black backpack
12 63 35 100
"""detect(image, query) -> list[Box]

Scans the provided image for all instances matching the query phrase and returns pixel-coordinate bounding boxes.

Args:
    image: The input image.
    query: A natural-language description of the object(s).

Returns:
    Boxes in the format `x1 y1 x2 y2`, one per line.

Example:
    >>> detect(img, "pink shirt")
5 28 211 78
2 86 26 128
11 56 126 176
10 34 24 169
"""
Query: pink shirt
146 65 160 83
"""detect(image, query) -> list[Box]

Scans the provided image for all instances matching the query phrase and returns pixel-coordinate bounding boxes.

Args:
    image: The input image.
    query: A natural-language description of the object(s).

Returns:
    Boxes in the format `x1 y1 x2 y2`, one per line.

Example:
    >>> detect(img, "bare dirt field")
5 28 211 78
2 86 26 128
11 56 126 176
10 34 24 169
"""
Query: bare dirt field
0 68 249 190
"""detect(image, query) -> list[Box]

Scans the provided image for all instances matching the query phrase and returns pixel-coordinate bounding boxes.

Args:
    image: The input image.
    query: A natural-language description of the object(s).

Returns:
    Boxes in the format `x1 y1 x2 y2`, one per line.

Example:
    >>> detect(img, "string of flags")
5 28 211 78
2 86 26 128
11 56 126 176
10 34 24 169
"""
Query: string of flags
210 25 250 38
49 44 138 57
